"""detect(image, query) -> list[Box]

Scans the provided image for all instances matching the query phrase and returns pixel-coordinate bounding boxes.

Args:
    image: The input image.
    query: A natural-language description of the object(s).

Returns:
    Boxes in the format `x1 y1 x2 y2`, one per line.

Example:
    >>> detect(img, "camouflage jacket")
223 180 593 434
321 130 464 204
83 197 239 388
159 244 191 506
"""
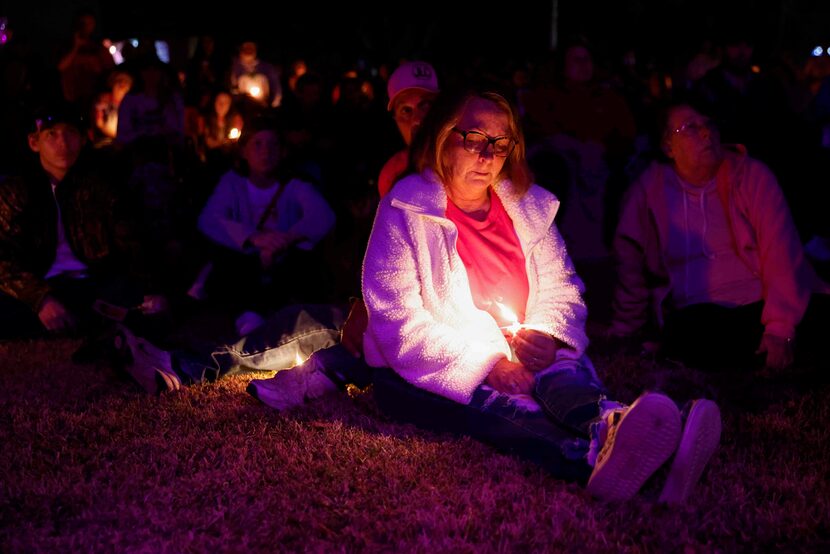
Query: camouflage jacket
0 161 138 311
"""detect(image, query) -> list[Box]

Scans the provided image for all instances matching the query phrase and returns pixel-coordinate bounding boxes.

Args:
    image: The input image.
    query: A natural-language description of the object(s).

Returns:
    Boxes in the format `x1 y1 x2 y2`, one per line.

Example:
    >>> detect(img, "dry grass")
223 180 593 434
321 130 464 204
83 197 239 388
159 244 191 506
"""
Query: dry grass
1 336 829 552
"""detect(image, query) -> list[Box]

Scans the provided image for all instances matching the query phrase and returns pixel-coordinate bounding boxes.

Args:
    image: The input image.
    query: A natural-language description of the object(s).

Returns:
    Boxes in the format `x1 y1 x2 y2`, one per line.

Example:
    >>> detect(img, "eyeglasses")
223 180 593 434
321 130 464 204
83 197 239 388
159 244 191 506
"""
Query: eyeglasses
672 118 717 136
452 127 516 157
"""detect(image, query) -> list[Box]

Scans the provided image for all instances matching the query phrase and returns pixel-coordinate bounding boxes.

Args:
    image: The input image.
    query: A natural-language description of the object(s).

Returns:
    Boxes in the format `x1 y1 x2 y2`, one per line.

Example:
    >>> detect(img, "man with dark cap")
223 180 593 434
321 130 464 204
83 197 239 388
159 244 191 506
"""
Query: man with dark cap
0 103 167 341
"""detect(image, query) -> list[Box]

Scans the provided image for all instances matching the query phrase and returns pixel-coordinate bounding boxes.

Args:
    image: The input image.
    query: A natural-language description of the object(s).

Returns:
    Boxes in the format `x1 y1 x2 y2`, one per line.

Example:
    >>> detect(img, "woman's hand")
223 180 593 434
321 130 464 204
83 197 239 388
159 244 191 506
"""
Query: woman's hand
757 333 794 371
37 296 76 332
512 329 561 372
249 230 298 268
485 357 535 395
140 294 169 315
249 230 295 253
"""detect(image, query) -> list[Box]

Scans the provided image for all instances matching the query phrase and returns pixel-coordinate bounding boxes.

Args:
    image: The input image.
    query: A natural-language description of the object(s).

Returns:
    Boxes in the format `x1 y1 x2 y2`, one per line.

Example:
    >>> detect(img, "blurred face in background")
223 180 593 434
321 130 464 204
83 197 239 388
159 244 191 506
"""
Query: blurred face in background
663 105 723 178
724 40 753 74
76 14 96 39
240 41 257 64
242 129 280 177
392 88 437 146
214 92 232 117
28 123 85 180
564 45 594 84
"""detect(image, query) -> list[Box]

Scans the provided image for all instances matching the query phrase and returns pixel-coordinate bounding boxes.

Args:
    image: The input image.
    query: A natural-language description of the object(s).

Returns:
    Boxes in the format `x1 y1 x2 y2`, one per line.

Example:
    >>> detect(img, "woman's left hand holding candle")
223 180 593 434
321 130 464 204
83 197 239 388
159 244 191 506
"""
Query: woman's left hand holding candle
512 329 561 372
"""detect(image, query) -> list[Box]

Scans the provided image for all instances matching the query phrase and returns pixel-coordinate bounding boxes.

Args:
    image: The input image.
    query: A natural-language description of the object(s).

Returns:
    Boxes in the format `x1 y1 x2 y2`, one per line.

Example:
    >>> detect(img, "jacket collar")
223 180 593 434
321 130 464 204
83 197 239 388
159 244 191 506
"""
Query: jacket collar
389 169 560 246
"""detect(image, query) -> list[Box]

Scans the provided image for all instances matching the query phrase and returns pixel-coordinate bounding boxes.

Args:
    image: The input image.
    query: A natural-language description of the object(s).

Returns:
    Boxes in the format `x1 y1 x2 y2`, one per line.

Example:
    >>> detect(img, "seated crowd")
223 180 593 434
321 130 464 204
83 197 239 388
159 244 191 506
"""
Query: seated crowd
3 20 830 505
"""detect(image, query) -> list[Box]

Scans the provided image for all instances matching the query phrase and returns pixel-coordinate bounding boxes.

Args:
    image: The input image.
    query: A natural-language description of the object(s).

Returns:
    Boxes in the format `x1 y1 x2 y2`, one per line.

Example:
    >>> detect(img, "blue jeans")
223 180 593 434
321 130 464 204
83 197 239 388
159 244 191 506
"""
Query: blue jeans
172 303 347 384
371 356 608 484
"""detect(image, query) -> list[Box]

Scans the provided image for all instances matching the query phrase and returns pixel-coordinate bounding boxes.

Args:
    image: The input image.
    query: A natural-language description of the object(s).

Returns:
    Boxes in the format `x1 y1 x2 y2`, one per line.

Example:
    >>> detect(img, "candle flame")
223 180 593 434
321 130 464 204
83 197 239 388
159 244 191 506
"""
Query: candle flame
494 301 522 335
228 127 241 140
249 85 262 98
495 301 518 324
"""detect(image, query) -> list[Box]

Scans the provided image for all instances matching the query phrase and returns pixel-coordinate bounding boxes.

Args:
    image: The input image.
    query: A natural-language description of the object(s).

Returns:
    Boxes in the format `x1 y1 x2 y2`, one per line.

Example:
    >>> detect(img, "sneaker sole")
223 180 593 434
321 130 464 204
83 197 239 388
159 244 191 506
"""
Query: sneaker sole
587 392 682 502
248 358 336 411
247 369 308 411
116 325 175 395
658 399 721 504
155 368 182 392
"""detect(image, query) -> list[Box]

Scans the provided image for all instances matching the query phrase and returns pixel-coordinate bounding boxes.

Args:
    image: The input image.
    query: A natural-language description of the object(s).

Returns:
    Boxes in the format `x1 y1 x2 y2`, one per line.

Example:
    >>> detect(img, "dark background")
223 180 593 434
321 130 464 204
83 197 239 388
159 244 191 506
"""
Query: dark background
5 0 830 70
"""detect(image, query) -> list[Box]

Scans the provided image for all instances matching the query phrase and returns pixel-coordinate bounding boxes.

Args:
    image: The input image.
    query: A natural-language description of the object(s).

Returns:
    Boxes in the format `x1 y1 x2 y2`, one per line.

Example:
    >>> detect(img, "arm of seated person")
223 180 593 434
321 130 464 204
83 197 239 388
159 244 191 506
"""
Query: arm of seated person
249 229 304 267
511 329 562 372
247 229 292 251
756 333 794 372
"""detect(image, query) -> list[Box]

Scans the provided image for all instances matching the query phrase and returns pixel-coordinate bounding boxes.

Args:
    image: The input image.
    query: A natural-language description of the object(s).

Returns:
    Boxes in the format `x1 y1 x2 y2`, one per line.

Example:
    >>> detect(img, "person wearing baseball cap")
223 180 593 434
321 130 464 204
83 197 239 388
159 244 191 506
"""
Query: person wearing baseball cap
29 103 88 136
378 60 440 198
0 100 168 343
330 61 441 362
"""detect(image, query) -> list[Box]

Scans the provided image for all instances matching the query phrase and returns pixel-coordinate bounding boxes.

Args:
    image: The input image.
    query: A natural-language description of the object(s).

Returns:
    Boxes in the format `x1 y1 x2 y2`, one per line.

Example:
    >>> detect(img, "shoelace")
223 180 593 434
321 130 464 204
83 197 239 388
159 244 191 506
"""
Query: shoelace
594 410 625 466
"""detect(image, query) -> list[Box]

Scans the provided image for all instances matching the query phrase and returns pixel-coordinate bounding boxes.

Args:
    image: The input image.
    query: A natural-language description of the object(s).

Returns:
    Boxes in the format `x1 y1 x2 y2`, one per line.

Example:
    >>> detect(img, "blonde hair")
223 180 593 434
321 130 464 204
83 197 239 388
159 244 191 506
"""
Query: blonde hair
409 89 532 195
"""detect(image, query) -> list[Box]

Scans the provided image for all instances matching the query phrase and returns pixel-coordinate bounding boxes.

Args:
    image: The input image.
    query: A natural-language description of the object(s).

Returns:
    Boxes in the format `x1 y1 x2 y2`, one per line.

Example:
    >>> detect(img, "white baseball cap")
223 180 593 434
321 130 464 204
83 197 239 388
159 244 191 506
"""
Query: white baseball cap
387 61 439 110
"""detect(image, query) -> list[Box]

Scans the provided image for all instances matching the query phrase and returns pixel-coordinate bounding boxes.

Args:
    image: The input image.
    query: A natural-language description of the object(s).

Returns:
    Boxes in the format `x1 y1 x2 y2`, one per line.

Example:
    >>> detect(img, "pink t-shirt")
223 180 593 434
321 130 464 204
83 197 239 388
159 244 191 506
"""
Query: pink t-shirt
378 149 408 198
446 190 529 328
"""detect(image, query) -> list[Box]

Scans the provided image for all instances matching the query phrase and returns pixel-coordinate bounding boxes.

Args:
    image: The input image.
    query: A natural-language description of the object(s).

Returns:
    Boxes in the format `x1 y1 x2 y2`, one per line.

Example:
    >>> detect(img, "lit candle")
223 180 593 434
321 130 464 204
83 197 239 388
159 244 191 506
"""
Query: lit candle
228 127 241 140
494 301 522 335
248 84 262 99
494 301 522 362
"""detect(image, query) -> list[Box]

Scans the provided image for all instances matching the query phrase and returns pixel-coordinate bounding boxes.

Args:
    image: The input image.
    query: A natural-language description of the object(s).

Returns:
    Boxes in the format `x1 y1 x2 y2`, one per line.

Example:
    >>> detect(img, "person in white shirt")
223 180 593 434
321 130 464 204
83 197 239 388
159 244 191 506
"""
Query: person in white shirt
194 114 336 313
0 103 166 340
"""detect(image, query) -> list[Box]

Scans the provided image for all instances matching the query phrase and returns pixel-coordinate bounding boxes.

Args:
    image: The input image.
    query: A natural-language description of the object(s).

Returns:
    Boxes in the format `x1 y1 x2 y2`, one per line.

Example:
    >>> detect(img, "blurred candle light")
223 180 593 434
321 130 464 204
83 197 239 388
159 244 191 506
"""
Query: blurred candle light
228 127 241 140
248 84 262 99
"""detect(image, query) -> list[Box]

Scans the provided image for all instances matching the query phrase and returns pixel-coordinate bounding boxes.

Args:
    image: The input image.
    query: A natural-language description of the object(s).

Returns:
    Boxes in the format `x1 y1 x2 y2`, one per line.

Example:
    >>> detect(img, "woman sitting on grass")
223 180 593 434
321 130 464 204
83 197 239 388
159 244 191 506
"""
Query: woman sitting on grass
251 88 723 503
609 100 830 371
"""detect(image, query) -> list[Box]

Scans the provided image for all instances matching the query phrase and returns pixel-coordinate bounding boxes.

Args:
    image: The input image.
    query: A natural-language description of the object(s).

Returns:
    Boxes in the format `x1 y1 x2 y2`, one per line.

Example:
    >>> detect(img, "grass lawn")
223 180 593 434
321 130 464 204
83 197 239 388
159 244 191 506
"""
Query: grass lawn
1 335 828 552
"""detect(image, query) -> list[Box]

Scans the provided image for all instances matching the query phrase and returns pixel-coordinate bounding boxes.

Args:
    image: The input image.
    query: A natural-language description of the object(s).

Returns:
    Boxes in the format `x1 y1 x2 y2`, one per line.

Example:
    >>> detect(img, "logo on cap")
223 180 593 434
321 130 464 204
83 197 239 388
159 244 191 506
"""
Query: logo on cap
411 63 433 80
387 61 440 110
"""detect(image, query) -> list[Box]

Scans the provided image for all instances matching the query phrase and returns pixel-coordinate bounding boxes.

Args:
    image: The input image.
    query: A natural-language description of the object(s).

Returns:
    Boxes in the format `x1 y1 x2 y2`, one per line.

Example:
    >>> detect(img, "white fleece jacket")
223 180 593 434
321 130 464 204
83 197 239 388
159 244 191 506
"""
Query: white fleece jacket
362 171 588 405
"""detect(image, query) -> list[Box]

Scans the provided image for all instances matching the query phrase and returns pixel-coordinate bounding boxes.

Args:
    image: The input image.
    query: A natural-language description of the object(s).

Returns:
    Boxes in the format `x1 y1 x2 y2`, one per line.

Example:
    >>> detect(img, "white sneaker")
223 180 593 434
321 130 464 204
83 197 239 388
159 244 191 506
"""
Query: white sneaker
247 356 337 411
114 325 181 394
586 392 682 502
658 399 721 504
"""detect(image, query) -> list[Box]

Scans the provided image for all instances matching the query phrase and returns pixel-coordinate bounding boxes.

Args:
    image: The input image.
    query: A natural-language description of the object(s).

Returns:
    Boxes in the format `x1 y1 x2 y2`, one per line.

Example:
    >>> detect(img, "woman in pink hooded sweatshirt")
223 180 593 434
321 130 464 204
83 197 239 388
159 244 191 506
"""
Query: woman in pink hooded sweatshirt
610 101 829 370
